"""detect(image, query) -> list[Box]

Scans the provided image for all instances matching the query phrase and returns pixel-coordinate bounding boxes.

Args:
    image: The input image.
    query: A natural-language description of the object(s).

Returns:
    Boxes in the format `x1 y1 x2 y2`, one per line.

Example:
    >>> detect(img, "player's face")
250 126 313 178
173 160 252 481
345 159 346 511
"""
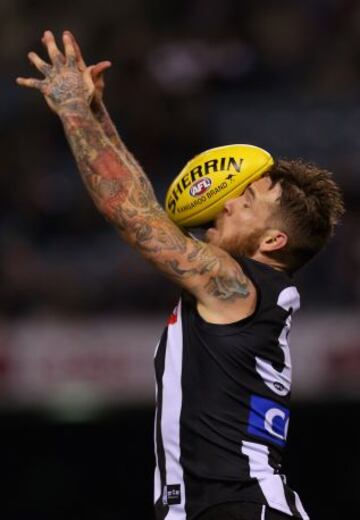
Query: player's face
205 176 282 257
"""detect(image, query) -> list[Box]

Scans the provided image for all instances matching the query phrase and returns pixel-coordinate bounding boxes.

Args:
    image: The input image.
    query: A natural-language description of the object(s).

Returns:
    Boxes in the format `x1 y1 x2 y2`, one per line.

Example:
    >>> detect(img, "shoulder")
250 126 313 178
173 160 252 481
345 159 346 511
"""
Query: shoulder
196 252 258 325
239 257 300 313
238 256 295 292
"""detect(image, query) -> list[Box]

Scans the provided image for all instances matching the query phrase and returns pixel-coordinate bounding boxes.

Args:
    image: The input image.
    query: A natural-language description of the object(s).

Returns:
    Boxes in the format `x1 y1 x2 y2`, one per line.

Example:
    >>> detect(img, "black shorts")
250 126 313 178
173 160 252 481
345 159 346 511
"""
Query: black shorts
196 502 293 520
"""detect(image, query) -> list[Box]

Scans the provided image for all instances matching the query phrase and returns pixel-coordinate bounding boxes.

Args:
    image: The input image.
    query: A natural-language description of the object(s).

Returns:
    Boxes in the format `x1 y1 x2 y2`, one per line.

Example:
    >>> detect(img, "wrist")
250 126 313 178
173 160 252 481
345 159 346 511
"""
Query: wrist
58 98 92 118
91 96 106 116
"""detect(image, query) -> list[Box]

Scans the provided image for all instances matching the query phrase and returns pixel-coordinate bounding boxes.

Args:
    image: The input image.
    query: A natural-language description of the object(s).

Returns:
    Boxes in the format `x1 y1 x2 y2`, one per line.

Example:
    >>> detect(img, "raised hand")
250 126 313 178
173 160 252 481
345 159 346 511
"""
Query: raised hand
16 30 96 113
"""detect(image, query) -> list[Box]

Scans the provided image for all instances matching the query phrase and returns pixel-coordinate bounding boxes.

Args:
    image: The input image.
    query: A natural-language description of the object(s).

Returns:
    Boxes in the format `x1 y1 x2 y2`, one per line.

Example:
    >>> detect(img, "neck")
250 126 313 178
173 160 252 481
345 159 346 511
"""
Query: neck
251 251 287 272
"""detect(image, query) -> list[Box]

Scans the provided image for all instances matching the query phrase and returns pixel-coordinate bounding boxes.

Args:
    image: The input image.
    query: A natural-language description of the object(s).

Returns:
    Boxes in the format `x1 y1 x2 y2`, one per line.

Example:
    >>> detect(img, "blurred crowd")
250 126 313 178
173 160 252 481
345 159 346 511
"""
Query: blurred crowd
1 0 360 316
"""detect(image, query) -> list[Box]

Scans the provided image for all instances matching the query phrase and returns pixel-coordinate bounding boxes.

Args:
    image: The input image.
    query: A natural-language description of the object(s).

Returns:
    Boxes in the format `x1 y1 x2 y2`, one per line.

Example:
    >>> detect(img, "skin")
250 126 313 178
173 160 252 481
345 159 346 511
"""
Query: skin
16 30 288 324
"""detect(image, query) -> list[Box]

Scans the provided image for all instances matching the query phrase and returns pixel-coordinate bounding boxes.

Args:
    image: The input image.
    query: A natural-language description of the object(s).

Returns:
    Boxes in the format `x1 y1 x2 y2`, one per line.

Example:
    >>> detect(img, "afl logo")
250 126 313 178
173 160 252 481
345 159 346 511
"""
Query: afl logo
189 177 212 197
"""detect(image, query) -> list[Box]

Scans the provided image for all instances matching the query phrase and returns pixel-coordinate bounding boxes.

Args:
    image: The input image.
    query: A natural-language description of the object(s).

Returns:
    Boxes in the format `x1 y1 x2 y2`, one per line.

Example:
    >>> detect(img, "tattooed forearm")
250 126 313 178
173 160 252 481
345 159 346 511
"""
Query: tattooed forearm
59 102 201 267
92 98 147 176
59 101 159 224
91 99 119 147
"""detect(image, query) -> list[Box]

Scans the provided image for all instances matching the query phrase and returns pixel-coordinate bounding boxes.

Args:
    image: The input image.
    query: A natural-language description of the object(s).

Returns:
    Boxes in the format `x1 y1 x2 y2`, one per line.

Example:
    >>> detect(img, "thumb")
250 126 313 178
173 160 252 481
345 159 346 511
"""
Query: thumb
91 61 112 80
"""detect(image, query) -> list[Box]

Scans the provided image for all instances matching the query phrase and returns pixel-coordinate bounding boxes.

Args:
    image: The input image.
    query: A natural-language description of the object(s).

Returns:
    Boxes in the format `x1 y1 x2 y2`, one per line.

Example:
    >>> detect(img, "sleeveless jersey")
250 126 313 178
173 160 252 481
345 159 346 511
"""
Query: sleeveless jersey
154 257 309 520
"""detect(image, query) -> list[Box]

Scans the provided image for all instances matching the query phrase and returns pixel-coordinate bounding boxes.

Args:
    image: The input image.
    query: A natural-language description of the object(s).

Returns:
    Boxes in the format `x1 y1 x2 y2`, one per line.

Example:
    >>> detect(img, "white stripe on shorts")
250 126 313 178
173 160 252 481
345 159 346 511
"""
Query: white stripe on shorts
261 505 266 520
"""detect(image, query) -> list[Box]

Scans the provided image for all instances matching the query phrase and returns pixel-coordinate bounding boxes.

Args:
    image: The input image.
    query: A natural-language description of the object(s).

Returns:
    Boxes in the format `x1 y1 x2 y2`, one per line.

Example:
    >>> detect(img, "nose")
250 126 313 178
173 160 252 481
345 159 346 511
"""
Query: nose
223 198 235 215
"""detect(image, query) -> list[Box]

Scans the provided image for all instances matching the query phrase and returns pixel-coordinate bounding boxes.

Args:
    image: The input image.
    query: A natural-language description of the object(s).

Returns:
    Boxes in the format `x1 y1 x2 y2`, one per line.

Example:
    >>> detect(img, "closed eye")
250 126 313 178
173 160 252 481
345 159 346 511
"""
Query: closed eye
247 186 256 200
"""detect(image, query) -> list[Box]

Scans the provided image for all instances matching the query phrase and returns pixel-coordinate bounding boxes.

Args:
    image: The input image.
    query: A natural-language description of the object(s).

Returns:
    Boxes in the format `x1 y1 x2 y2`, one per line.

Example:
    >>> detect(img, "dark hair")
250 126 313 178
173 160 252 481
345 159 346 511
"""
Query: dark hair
267 158 345 272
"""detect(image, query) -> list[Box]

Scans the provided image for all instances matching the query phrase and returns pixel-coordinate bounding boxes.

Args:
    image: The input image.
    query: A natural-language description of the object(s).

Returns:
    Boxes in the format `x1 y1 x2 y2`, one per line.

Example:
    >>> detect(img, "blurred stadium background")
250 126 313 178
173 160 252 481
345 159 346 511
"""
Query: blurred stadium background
1 0 359 518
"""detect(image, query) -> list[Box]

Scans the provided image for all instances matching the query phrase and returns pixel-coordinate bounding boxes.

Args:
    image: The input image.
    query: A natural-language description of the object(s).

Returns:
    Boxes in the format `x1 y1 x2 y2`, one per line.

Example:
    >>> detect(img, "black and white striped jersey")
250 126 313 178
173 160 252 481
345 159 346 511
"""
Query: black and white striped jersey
154 256 309 520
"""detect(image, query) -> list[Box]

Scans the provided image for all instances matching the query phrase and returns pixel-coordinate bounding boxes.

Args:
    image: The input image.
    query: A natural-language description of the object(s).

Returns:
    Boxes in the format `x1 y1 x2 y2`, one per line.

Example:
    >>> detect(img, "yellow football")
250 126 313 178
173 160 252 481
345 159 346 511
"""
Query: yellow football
165 144 274 227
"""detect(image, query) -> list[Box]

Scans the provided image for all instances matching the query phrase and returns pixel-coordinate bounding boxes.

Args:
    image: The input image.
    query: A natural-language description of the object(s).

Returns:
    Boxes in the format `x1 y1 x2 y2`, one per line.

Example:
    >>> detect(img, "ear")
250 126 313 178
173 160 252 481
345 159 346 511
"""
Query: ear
260 229 288 253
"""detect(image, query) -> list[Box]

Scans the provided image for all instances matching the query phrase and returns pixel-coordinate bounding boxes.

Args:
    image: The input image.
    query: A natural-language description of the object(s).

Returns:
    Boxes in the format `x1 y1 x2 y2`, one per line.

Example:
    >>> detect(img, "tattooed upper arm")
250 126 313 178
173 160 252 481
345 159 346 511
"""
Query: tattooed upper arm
120 208 255 312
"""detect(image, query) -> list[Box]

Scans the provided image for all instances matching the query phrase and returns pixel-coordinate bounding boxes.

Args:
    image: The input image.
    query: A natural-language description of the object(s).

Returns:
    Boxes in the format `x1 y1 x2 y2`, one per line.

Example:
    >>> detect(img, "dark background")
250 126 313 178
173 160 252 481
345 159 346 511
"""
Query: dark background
1 404 358 519
1 0 360 518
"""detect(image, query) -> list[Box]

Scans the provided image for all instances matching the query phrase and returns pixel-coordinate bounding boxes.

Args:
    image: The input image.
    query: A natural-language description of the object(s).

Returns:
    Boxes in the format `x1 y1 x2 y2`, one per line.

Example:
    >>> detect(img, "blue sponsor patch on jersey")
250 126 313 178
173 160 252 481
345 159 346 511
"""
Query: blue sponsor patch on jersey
248 395 290 447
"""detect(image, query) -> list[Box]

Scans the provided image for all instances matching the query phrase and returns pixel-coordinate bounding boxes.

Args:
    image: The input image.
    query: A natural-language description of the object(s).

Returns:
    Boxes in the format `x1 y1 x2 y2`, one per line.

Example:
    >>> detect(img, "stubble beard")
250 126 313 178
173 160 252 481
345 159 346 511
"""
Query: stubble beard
216 228 265 259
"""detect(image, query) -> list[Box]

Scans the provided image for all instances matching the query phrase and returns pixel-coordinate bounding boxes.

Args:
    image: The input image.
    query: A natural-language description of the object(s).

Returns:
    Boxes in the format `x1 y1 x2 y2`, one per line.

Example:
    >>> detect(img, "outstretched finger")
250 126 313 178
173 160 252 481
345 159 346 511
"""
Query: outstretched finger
28 51 51 76
91 61 112 79
43 30 63 68
16 77 45 91
65 30 86 70
63 32 77 66
41 34 65 64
